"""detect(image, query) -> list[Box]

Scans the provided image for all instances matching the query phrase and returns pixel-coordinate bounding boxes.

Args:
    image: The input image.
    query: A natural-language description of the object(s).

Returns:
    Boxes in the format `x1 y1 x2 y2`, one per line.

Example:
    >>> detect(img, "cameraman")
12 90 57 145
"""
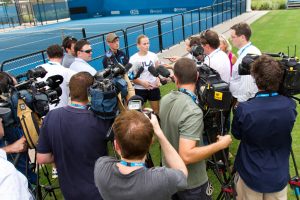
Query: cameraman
94 110 188 199
232 55 297 199
199 30 231 83
37 72 112 200
229 22 261 102
159 58 232 199
0 72 36 184
37 44 76 110
0 114 33 200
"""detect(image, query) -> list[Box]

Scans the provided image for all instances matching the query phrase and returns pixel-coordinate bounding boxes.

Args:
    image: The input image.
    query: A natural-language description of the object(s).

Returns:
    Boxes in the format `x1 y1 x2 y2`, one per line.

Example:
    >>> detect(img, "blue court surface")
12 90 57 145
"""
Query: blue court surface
0 14 174 62
0 2 239 75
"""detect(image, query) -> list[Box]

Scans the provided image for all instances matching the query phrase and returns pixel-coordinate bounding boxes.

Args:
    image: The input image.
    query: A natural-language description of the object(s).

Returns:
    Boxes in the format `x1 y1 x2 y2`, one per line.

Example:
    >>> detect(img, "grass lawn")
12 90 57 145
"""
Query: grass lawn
41 9 300 199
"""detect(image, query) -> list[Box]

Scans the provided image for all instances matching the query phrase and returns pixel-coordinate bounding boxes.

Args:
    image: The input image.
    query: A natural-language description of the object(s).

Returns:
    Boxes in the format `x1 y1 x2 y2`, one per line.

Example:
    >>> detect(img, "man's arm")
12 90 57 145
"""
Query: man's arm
37 153 54 164
179 135 232 165
0 118 4 138
1 136 27 154
150 114 188 177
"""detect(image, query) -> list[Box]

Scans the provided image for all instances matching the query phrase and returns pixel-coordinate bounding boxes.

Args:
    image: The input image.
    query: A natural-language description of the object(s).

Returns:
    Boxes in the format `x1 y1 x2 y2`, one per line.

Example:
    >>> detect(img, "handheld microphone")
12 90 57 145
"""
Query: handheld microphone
156 65 170 77
148 65 159 77
128 63 144 80
148 65 168 85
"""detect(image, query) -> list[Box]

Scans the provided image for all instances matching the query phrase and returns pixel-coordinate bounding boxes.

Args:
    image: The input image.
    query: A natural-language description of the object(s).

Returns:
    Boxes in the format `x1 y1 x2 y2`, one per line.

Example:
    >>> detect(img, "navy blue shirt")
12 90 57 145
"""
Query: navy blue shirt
102 49 129 69
232 92 297 193
37 106 112 200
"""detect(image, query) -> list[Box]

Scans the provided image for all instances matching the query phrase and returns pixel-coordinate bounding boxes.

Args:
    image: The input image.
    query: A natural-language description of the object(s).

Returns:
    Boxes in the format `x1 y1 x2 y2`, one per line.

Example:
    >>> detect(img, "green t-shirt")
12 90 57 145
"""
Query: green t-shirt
159 90 208 189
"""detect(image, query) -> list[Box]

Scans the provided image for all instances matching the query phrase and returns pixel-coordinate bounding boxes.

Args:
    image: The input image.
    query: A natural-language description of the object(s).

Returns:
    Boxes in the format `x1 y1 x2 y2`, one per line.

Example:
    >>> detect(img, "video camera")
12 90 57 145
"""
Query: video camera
191 45 232 112
90 51 135 120
239 52 300 96
0 67 63 118
127 95 153 118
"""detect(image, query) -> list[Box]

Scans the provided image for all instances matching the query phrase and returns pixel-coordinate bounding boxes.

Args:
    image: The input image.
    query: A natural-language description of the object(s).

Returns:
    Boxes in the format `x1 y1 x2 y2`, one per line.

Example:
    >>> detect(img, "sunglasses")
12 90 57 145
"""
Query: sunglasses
80 49 92 53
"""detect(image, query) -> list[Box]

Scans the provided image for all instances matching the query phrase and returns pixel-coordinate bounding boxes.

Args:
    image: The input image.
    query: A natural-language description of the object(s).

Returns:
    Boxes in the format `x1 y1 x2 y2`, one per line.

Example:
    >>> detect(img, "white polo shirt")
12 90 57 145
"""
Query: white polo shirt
204 48 231 83
0 149 33 200
70 58 97 76
229 42 261 102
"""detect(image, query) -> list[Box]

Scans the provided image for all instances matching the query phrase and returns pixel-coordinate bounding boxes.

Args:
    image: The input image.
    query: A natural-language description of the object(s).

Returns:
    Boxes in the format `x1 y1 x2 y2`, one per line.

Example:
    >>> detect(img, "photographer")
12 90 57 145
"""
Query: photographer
232 55 297 199
159 58 232 199
94 110 188 199
37 72 112 200
0 72 36 184
229 22 261 102
199 30 231 83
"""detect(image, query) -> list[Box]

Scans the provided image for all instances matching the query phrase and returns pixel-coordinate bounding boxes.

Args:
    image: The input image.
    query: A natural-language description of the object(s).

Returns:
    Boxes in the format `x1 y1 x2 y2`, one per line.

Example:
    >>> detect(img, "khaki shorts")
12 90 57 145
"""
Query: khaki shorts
235 174 287 200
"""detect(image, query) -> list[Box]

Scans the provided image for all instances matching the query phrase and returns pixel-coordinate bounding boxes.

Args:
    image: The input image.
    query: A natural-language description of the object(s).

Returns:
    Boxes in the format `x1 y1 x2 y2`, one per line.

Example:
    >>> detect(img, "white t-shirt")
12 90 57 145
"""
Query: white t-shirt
70 58 97 76
129 51 159 90
204 48 231 83
0 149 33 200
38 61 76 110
229 42 261 102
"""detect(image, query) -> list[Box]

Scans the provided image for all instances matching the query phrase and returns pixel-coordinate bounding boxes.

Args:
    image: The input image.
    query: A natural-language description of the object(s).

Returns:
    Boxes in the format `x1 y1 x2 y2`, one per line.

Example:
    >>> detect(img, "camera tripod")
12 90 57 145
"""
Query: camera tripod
289 96 300 199
11 141 60 200
204 110 236 200
289 147 300 200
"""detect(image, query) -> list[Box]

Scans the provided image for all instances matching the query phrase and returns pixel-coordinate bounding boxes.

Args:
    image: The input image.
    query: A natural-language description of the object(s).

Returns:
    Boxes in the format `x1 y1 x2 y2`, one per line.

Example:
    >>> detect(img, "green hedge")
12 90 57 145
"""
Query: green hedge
252 0 287 10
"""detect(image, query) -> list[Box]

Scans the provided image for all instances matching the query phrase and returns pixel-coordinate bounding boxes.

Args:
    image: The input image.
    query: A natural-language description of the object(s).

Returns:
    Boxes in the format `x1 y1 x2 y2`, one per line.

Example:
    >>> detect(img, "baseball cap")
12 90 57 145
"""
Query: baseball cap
106 33 119 42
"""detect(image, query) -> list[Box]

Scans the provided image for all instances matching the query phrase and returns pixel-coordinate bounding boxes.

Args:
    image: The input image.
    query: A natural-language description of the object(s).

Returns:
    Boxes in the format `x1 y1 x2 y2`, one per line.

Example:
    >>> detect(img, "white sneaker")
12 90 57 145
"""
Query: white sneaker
52 168 58 179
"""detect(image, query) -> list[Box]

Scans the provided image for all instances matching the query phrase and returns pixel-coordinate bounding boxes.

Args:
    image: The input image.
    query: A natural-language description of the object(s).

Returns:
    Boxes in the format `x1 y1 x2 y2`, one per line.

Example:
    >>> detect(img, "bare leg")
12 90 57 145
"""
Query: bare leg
149 100 160 115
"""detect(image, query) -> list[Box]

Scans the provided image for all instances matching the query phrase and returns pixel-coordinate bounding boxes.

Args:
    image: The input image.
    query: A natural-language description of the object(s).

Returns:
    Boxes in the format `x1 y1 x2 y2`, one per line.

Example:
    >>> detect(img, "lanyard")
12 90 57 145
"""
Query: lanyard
239 42 252 56
120 160 146 167
69 102 87 110
256 92 279 98
48 61 60 66
178 88 199 104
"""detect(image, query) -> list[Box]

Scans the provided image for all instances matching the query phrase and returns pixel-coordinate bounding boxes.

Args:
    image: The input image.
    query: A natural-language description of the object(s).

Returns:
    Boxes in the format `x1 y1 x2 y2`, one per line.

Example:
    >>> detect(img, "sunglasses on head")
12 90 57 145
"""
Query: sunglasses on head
80 49 92 53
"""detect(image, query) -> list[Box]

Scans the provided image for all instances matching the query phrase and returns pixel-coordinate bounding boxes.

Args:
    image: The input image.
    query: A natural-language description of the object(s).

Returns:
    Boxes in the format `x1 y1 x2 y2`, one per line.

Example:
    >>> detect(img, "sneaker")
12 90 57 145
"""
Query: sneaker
52 168 58 179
